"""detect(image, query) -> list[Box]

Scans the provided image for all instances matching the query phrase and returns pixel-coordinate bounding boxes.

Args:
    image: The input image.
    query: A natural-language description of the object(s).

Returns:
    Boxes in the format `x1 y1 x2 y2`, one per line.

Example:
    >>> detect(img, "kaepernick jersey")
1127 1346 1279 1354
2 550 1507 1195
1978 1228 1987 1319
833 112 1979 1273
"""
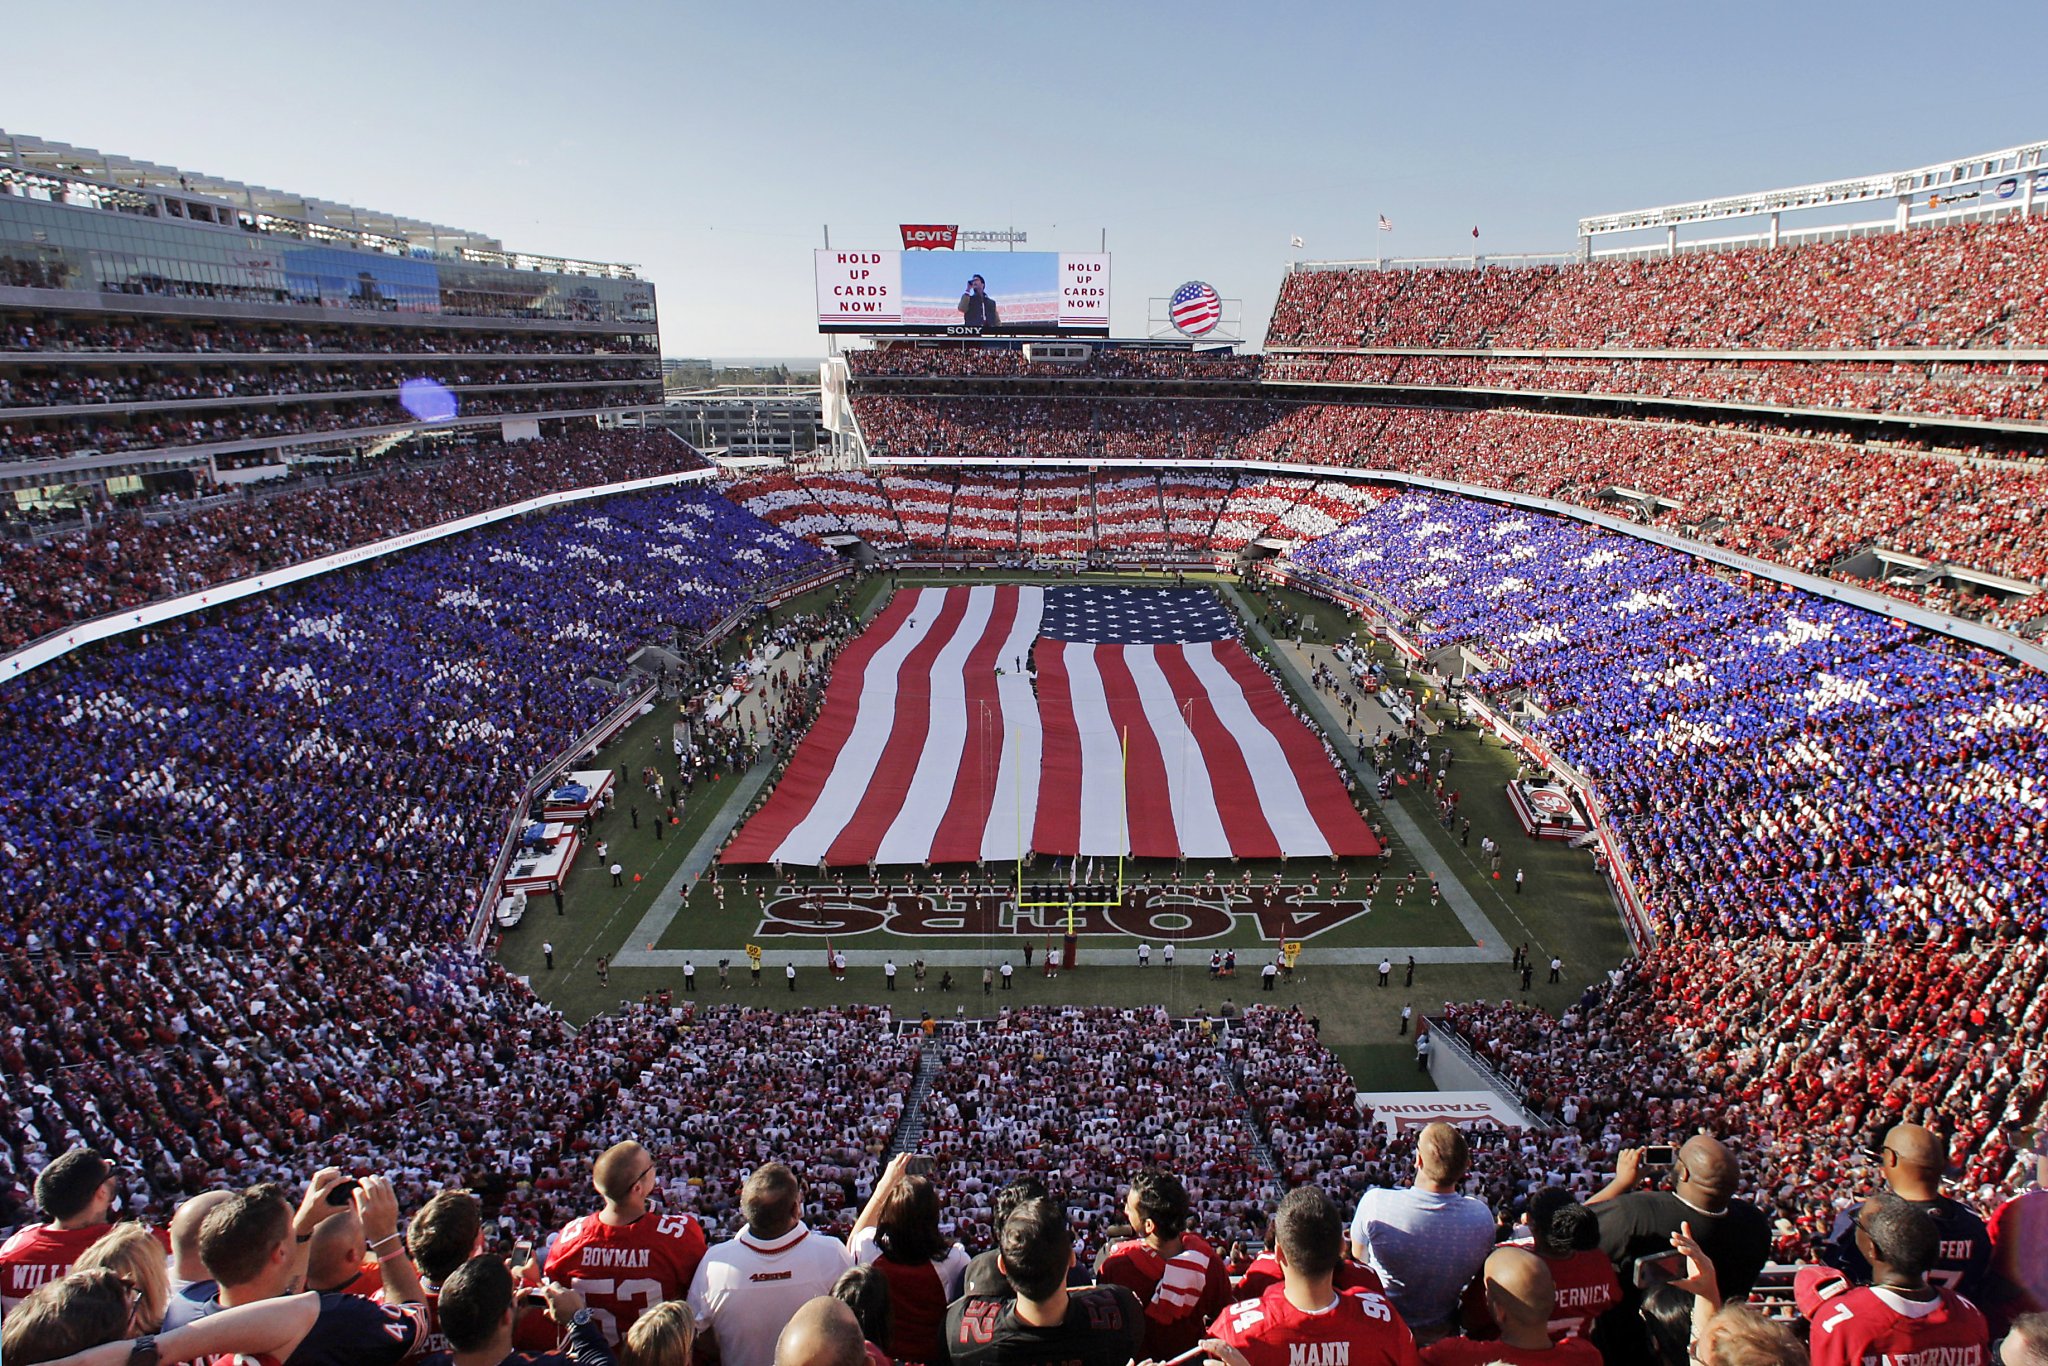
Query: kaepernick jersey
0 1221 110 1315
1236 1252 1385 1302
1457 1245 1620 1342
544 1209 707 1346
211 1292 428 1366
1806 1285 1988 1366
1209 1283 1424 1366
1419 1335 1601 1365
1097 1232 1235 1359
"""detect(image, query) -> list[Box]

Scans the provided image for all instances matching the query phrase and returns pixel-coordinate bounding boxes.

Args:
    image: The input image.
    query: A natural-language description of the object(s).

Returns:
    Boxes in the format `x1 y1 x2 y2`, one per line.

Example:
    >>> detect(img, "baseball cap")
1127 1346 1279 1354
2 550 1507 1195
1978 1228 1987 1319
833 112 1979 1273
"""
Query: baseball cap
35 1146 119 1221
1792 1265 1851 1318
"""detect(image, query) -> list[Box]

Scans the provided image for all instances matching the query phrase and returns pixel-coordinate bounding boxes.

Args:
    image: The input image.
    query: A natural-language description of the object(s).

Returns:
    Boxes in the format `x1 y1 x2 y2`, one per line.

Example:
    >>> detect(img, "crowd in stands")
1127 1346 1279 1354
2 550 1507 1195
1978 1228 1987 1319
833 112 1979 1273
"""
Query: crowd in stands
848 346 1262 382
725 468 1387 561
1 382 664 461
1265 212 2048 350
0 430 704 649
2 312 658 356
0 359 655 410
1264 352 2048 428
0 481 827 953
1289 493 2048 939
5 998 2043 1362
1439 940 2048 1222
845 393 2048 608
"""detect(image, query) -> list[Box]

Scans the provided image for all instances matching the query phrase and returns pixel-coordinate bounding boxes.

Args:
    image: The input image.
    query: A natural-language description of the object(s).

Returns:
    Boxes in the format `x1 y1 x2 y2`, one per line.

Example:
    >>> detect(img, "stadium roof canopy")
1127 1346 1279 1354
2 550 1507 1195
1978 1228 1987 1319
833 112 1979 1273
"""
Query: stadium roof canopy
0 128 639 279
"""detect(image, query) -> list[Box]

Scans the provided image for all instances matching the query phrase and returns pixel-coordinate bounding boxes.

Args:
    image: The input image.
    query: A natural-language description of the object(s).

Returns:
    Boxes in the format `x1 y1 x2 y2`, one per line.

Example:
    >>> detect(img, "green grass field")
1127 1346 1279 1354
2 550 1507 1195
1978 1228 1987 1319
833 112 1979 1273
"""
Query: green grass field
496 570 1632 1089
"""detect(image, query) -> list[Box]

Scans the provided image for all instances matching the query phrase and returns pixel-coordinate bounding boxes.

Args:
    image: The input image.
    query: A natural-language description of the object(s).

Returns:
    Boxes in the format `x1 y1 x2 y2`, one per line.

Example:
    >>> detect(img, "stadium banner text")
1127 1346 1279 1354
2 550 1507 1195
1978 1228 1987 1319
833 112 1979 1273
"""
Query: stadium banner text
815 250 1109 335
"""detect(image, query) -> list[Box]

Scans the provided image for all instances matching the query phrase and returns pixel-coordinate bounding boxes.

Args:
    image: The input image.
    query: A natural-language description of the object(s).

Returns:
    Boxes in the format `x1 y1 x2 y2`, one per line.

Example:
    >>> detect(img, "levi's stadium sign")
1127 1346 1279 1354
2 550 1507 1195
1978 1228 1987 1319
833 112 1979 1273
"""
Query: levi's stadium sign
899 225 1028 249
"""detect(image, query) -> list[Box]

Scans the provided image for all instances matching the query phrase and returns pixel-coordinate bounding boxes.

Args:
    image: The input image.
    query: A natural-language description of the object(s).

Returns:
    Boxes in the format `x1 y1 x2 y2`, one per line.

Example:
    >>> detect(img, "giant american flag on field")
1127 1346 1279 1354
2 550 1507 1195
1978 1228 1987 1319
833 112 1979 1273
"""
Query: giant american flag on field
722 585 1380 865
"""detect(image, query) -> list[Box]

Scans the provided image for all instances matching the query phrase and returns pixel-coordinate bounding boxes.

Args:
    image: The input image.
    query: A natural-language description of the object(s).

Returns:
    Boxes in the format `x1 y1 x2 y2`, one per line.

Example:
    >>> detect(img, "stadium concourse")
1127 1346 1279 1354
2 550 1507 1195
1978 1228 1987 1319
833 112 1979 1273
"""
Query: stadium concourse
4 170 2048 1366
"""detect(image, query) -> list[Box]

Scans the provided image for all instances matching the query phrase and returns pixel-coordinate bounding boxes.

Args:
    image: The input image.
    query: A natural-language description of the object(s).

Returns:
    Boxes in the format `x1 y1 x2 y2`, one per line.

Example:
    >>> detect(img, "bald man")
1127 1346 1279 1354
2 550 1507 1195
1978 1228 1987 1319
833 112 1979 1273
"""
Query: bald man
546 1139 708 1347
1350 1123 1496 1345
1419 1247 1601 1364
1824 1123 1992 1299
775 1296 870 1366
162 1189 237 1331
1588 1135 1769 1363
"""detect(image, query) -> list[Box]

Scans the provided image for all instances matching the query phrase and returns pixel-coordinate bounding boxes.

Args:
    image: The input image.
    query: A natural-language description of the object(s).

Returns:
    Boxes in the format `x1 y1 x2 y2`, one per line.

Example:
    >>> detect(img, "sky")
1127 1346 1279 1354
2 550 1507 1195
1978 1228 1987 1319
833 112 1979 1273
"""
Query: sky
5 1 2044 358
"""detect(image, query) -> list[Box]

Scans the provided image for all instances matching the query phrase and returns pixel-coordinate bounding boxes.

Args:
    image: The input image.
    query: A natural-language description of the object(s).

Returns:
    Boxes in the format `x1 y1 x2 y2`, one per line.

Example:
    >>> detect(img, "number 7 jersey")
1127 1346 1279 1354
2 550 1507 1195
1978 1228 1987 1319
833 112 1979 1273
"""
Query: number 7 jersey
545 1209 707 1346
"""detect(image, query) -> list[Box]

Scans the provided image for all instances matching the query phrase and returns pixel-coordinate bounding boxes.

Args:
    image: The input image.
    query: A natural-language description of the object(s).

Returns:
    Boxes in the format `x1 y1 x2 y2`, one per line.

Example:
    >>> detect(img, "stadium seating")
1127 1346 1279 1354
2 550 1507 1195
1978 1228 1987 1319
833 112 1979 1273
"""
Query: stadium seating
1265 213 2048 350
1290 492 2048 939
0 430 704 650
0 484 827 953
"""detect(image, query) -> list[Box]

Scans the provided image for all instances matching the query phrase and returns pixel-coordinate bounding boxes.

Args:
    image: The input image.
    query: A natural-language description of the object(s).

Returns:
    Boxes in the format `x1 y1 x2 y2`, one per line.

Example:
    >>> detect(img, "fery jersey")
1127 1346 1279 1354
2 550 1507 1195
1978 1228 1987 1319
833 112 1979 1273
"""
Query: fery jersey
1824 1197 1993 1298
211 1292 428 1366
1236 1253 1385 1302
0 1221 112 1314
939 1285 1145 1366
1419 1336 1602 1365
1211 1284 1422 1366
545 1209 707 1346
1098 1232 1235 1359
1806 1285 1988 1366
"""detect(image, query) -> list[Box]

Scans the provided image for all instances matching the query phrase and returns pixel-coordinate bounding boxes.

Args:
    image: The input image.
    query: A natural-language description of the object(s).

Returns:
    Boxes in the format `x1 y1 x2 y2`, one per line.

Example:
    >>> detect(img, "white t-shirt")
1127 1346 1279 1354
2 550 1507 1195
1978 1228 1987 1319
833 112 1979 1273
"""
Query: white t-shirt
687 1221 853 1366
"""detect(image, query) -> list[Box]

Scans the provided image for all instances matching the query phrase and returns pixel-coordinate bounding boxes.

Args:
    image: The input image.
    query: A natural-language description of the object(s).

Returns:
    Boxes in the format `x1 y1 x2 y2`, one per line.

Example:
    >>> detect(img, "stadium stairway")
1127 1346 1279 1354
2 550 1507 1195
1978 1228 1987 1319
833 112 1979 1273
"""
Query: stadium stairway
883 1040 945 1159
1214 1027 1286 1199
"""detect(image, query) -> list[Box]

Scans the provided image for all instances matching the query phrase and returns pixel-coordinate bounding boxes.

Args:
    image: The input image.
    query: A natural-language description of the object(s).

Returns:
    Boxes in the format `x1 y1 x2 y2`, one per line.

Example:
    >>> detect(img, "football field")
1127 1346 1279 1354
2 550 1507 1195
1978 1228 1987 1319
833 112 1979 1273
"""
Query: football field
496 571 1632 1074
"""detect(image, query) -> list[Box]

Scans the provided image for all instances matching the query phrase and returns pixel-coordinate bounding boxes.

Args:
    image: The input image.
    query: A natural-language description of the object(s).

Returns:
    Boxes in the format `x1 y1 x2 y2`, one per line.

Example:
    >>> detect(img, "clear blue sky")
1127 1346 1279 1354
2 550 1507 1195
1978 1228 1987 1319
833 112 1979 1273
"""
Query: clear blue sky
5 0 2043 357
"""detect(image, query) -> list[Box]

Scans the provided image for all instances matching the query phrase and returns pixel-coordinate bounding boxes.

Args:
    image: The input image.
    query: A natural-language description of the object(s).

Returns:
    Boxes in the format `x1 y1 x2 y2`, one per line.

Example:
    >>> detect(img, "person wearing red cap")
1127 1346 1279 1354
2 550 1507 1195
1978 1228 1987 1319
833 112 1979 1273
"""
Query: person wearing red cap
1801 1194 1988 1366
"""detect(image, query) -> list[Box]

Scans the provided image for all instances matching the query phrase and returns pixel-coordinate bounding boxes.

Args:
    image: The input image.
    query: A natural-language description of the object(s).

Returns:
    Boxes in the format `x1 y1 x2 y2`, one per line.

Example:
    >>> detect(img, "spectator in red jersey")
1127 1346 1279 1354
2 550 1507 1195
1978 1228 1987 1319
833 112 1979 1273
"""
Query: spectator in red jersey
544 1141 707 1350
1458 1189 1618 1344
1420 1246 1601 1365
427 1252 610 1366
0 1148 122 1316
1097 1168 1236 1360
1201 1186 1419 1366
847 1155 967 1365
1799 1193 1989 1366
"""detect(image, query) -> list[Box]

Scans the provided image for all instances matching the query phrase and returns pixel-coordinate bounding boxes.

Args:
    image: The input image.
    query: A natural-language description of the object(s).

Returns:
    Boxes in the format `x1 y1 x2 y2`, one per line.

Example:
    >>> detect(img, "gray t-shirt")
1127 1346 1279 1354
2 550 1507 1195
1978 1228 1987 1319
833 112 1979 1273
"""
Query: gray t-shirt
1348 1184 1496 1332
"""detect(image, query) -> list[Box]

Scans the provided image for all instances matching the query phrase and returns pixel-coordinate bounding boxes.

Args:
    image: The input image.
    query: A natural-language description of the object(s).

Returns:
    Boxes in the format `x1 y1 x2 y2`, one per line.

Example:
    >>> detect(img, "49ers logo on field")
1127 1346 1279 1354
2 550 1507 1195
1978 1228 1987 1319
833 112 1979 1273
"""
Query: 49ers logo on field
753 886 1371 942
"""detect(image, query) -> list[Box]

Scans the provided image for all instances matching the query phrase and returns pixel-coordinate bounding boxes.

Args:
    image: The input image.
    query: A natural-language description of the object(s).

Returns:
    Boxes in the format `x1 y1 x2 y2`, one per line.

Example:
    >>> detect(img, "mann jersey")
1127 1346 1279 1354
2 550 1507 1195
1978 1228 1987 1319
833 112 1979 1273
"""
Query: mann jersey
939 1285 1145 1366
1209 1283 1423 1366
0 1221 111 1314
545 1209 707 1347
211 1292 428 1366
1097 1232 1234 1359
1806 1285 1988 1366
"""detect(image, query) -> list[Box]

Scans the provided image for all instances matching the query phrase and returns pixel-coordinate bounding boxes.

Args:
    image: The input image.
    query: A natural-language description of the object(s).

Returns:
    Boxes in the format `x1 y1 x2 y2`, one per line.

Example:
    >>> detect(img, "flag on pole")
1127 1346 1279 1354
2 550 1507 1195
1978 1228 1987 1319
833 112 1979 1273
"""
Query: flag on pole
1290 234 1304 248
1378 215 1393 232
1472 226 1480 238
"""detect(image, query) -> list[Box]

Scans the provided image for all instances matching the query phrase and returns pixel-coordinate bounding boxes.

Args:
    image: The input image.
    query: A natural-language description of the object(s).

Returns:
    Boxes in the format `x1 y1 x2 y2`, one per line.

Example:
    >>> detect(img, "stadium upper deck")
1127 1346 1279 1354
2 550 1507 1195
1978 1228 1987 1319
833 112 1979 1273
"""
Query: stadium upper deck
0 131 662 498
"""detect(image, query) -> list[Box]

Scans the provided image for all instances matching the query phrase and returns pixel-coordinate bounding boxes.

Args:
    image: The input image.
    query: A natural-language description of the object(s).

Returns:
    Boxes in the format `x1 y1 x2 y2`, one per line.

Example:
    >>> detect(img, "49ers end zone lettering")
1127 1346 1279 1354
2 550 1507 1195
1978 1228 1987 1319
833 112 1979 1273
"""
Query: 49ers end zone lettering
752 887 1373 941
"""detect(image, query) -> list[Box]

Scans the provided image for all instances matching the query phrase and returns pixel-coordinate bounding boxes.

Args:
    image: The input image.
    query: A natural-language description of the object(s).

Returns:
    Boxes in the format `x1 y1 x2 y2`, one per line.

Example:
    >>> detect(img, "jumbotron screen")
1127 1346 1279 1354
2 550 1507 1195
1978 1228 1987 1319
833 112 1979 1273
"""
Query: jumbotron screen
815 250 1110 335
